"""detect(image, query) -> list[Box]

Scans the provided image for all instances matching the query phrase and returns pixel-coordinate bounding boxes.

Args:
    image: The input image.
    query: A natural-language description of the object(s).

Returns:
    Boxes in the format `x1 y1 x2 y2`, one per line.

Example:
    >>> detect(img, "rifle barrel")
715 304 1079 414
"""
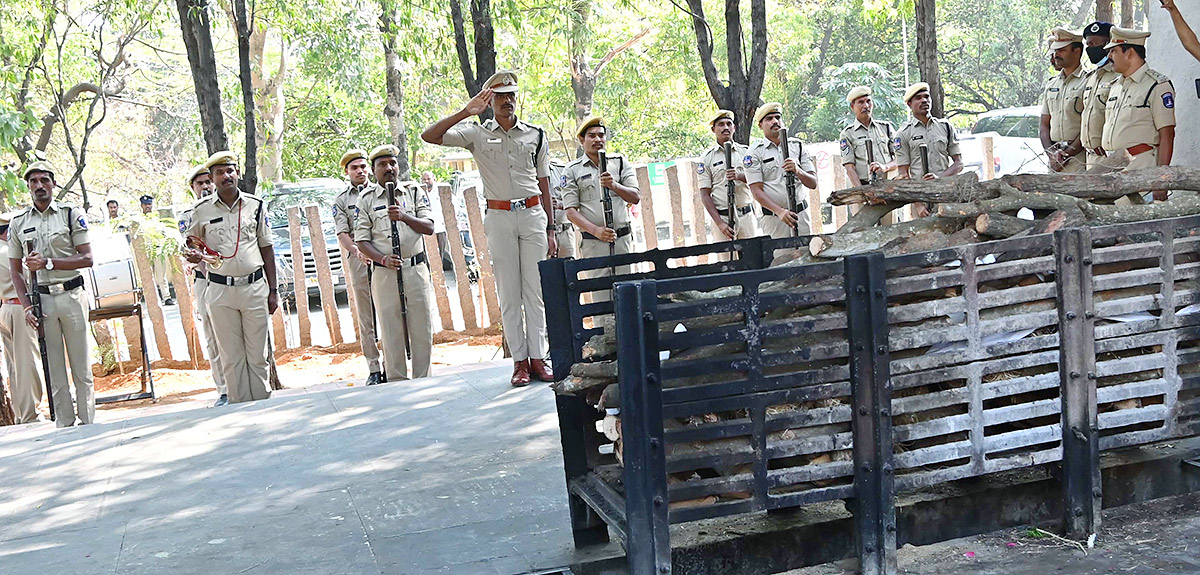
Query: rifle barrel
385 183 411 360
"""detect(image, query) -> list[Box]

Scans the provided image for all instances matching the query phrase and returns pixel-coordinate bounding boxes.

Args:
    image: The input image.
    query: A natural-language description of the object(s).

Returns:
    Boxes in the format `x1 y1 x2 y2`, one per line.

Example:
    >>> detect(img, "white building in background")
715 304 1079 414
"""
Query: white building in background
1148 6 1200 166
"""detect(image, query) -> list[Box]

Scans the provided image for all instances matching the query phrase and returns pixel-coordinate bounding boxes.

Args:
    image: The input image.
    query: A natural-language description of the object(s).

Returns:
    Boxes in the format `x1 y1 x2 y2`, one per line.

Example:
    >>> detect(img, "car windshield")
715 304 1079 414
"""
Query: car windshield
265 180 343 248
972 113 1039 138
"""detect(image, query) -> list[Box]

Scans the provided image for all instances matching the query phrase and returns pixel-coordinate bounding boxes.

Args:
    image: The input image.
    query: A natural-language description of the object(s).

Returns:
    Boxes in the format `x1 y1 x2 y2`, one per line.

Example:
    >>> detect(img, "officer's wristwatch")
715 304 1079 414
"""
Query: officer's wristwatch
45 259 54 270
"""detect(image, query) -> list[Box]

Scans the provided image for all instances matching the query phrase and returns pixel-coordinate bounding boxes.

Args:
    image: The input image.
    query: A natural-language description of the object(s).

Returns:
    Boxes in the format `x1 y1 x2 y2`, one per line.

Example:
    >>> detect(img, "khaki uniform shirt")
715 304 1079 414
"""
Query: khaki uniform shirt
1101 64 1176 152
895 116 961 179
559 155 638 229
441 118 550 201
0 244 16 299
354 182 433 259
744 137 815 211
696 142 753 210
1080 62 1119 149
8 202 90 285
838 119 896 182
332 184 367 237
183 193 271 278
1040 66 1087 142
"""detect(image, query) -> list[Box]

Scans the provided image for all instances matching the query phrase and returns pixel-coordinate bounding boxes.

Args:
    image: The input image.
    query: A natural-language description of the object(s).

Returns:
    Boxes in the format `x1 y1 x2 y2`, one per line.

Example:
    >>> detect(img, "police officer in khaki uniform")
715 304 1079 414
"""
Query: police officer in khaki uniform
896 83 963 181
550 164 577 260
421 70 556 387
839 86 898 186
354 145 435 381
184 151 278 404
560 116 641 287
333 149 384 385
697 110 759 241
0 210 44 423
179 164 229 406
1040 27 1088 173
1100 27 1176 196
1080 21 1120 171
745 103 818 239
9 161 94 427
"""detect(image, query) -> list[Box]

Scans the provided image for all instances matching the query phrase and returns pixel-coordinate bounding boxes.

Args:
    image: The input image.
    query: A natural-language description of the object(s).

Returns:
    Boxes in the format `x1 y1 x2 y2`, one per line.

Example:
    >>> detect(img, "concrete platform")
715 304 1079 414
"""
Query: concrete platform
0 361 617 575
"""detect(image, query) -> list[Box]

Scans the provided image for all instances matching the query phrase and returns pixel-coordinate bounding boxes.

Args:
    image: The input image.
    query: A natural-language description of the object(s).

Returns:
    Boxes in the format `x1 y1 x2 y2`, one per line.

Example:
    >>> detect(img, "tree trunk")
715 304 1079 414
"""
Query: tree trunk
380 2 411 180
176 0 228 155
1119 0 1134 27
1096 0 1114 22
450 0 495 121
233 0 258 193
914 0 944 118
250 31 286 184
683 0 768 145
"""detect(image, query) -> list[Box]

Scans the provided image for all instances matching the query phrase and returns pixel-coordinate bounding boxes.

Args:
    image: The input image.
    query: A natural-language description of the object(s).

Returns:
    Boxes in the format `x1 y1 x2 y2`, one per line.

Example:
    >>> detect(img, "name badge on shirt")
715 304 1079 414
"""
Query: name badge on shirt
580 173 593 181
209 217 224 224
486 138 502 144
912 135 925 141
762 157 775 163
22 227 35 234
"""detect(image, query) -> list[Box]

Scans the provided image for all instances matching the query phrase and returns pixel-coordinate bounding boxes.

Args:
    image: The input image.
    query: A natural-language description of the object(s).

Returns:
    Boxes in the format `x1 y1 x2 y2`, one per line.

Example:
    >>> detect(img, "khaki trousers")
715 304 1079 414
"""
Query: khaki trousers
579 234 635 303
760 211 811 240
371 260 432 381
0 303 43 423
41 286 93 427
342 250 381 373
193 278 226 396
484 207 548 362
205 278 270 403
556 226 577 260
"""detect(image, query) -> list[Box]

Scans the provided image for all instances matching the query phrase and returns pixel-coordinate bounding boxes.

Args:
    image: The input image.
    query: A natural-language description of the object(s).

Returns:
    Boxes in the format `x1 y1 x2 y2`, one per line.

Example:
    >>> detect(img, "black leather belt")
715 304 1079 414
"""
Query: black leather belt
208 268 265 287
36 275 84 294
717 205 754 217
194 270 205 281
554 223 573 232
581 225 632 242
763 200 809 216
373 251 427 269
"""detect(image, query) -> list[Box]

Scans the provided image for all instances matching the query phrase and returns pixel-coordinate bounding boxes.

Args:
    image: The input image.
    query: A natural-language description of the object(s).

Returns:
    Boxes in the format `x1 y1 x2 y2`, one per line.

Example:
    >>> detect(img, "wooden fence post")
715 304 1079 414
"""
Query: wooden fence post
982 135 996 181
304 205 342 345
272 306 287 352
439 184 479 329
686 160 710 253
423 232 454 331
666 163 687 249
131 234 171 360
287 206 312 347
635 164 657 252
460 185 500 326
168 261 200 368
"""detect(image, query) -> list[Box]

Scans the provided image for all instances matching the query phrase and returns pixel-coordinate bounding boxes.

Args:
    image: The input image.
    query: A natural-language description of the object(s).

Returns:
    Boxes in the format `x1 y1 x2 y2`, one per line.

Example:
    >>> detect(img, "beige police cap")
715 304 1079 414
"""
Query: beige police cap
708 109 735 128
186 164 210 186
576 115 606 139
204 150 239 170
1049 27 1084 50
368 144 399 164
339 148 368 170
21 160 55 180
483 70 520 93
753 102 783 126
846 86 872 104
903 82 931 104
1104 27 1150 49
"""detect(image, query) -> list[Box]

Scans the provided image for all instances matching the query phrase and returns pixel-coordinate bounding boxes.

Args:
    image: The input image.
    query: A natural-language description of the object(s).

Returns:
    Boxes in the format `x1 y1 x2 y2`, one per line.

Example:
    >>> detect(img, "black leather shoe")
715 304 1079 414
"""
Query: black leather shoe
366 372 384 386
213 394 229 407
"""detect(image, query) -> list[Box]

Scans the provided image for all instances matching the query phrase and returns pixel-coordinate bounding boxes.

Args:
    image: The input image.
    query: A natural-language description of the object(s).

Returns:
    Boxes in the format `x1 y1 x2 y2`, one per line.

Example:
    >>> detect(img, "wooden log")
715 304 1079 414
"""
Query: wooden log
422 232 454 331
810 217 967 258
1003 167 1200 199
287 207 312 347
1078 192 1200 225
636 164 658 251
835 202 903 234
461 185 500 325
666 163 687 248
829 172 994 206
131 234 172 360
571 360 618 379
441 184 479 329
304 205 342 345
976 213 1035 238
936 186 1080 218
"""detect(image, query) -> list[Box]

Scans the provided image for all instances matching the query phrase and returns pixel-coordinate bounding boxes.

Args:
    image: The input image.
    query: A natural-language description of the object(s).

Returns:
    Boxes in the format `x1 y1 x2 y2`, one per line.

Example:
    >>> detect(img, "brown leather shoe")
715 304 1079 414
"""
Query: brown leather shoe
511 359 531 387
528 358 553 382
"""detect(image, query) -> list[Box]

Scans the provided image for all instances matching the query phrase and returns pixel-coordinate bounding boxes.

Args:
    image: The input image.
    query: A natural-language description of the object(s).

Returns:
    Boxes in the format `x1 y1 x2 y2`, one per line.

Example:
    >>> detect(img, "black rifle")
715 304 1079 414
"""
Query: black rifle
723 141 736 235
25 240 54 422
598 150 616 274
780 127 799 237
384 182 411 360
866 140 879 185
919 143 931 178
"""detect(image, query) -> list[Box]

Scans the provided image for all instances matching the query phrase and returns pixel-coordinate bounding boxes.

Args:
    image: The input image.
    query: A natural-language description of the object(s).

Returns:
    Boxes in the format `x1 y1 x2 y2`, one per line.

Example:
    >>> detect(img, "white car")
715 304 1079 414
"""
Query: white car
959 106 1050 177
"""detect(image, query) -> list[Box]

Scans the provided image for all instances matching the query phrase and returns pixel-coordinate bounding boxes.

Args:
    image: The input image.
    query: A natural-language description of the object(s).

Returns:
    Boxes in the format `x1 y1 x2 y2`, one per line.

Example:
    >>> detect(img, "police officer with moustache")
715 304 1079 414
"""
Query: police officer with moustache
839 86 898 187
179 165 229 406
421 70 556 387
1100 27 1176 197
896 83 963 184
332 149 384 386
355 145 435 381
0 210 45 423
1039 27 1088 173
745 103 818 239
697 110 760 241
184 151 278 404
9 161 95 427
1080 21 1120 171
559 116 641 294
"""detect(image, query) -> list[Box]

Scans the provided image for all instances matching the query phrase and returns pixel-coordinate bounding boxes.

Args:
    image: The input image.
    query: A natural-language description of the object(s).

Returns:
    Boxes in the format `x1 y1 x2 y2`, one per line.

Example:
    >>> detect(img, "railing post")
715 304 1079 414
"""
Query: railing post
555 392 610 546
1054 227 1101 539
615 279 671 574
845 252 896 575
539 257 574 382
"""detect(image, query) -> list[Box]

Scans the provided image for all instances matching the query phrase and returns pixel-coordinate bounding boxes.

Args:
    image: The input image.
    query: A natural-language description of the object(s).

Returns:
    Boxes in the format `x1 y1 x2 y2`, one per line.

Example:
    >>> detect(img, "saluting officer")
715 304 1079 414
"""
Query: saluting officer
839 86 898 186
1100 27 1176 194
560 115 641 286
9 161 95 427
333 149 384 386
421 70 556 387
697 110 759 241
184 151 279 404
1039 27 1088 173
355 145 435 381
745 102 818 239
179 164 228 406
0 210 45 424
1080 21 1120 171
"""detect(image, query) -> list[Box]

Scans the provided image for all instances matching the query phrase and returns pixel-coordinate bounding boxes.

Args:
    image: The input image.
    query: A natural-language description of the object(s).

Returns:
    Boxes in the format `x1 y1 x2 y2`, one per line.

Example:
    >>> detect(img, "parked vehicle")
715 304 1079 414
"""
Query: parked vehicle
263 178 347 304
959 106 1050 177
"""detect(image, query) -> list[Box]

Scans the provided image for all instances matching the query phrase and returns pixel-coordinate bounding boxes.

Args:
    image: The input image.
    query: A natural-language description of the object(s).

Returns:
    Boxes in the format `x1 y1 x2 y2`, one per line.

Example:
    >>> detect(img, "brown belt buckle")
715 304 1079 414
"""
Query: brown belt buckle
47 283 65 295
